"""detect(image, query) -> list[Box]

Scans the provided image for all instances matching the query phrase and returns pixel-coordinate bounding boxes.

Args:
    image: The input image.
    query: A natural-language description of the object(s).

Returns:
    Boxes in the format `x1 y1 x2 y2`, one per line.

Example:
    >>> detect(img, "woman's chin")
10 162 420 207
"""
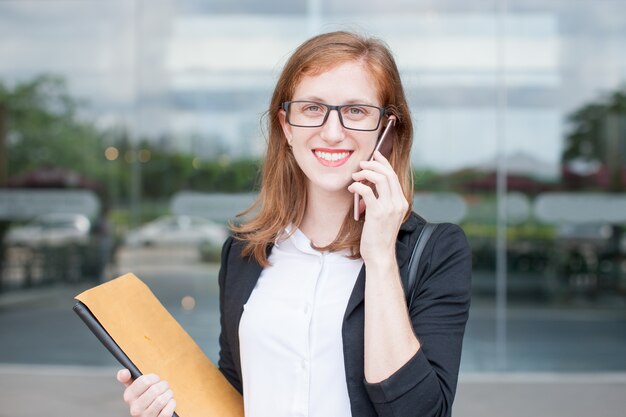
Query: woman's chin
308 178 353 196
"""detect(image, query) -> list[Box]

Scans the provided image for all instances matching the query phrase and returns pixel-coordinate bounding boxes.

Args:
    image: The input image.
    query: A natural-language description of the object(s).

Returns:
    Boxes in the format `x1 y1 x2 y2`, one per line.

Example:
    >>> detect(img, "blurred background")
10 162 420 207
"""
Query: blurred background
0 1 625 416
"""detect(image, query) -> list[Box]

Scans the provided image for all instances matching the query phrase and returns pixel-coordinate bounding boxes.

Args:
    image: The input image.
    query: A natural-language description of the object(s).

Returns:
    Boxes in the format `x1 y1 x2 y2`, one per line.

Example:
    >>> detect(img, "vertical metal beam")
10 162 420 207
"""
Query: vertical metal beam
307 0 322 36
495 0 509 371
605 114 622 193
0 103 7 185
130 0 142 230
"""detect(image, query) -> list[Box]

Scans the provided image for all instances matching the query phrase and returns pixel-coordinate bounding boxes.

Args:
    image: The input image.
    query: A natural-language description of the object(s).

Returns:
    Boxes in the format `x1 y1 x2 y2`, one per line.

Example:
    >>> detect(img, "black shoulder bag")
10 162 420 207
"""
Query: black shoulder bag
405 222 438 310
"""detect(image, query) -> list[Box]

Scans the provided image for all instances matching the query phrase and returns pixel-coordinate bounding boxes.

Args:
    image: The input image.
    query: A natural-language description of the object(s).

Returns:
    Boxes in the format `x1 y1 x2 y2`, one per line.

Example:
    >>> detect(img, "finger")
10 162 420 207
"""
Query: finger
158 399 177 417
123 373 160 404
358 159 398 183
146 389 174 417
352 170 391 200
358 198 366 215
350 174 407 220
374 151 406 197
360 154 393 172
372 150 393 168
131 380 170 415
117 369 132 387
352 169 389 187
349 182 377 207
359 155 404 197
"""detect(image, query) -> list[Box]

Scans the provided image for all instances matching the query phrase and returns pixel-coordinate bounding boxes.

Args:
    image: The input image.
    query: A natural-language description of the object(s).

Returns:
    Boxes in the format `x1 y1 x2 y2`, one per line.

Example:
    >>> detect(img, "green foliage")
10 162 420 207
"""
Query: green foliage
563 87 626 192
189 158 261 193
414 167 491 192
1 74 262 206
461 222 555 240
135 145 261 198
563 87 626 163
1 75 106 180
413 168 440 190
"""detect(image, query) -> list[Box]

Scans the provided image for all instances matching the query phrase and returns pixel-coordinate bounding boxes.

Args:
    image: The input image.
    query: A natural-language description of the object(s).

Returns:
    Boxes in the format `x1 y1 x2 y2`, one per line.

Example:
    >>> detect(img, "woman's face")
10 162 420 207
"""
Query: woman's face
279 61 383 199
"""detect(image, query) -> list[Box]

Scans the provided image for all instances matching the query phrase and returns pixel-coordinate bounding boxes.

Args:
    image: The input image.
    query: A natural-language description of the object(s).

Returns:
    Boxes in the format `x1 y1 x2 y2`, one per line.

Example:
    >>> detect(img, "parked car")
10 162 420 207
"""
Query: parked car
125 215 229 248
4 213 92 247
551 222 624 295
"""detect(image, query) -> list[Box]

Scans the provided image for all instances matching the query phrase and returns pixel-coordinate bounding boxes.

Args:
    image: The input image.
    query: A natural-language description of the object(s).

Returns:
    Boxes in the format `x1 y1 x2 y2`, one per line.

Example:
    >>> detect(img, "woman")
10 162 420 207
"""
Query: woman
117 30 471 417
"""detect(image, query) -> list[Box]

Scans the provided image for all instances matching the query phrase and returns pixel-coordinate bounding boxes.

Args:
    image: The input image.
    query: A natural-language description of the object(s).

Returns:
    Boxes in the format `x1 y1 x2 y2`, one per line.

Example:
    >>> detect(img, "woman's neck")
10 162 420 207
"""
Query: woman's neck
299 187 352 247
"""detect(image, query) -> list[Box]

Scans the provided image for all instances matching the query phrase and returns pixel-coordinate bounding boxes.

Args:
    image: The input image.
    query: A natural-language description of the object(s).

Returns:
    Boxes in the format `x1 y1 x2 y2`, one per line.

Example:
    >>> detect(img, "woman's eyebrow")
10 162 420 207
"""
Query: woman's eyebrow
293 96 378 105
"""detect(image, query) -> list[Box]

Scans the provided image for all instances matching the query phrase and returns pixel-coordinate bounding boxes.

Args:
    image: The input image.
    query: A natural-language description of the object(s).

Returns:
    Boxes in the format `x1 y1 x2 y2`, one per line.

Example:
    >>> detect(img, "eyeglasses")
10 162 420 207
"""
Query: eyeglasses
281 100 386 132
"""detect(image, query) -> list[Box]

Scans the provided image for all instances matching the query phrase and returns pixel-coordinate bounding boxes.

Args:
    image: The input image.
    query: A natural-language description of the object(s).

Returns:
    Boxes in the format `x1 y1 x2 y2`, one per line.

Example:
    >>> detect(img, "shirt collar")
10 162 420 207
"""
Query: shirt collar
275 224 355 258
275 225 319 256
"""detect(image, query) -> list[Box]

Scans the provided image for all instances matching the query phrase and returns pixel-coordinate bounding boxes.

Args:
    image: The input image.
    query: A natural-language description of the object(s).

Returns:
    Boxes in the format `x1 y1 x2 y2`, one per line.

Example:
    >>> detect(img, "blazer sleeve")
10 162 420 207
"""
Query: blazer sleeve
363 223 472 417
217 235 243 393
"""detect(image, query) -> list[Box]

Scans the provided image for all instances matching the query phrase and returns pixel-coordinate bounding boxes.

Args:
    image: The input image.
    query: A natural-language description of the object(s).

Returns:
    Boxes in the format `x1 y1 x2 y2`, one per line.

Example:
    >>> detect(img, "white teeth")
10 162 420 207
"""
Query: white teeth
314 151 350 162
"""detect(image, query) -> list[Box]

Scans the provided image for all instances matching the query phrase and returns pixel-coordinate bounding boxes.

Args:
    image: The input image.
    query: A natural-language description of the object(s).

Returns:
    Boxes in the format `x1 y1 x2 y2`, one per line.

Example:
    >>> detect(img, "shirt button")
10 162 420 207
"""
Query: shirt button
301 360 307 370
303 304 310 315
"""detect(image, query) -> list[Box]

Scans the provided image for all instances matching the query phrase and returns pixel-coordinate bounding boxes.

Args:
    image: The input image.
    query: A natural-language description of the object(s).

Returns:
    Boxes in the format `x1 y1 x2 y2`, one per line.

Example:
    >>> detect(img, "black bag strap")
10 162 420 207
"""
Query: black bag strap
406 222 438 309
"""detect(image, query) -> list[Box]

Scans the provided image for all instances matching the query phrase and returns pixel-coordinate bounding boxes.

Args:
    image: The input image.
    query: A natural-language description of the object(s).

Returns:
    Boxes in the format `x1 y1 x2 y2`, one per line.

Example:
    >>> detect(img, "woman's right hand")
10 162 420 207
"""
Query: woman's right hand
116 369 177 417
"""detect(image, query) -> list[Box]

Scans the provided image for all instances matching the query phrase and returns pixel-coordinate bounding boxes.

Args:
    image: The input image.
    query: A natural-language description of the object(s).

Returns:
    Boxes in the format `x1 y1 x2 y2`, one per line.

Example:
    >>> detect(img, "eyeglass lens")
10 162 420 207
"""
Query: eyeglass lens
286 101 382 131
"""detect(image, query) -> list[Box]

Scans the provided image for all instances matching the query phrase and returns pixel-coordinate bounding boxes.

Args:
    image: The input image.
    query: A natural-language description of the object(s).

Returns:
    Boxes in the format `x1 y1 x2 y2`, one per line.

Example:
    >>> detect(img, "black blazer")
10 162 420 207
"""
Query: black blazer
217 212 472 417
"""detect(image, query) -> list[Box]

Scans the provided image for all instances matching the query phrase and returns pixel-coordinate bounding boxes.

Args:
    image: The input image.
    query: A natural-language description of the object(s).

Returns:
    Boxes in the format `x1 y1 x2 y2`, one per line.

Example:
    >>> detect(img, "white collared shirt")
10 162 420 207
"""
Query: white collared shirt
238 227 363 417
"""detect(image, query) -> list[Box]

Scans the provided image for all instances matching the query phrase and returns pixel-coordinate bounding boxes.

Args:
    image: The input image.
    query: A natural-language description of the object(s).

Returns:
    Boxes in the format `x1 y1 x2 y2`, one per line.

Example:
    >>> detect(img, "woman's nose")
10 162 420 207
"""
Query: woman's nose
320 110 345 143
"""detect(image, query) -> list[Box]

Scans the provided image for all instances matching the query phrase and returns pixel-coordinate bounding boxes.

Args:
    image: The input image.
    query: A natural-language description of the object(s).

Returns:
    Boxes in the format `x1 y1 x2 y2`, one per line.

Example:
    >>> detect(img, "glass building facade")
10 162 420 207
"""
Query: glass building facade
0 0 625 415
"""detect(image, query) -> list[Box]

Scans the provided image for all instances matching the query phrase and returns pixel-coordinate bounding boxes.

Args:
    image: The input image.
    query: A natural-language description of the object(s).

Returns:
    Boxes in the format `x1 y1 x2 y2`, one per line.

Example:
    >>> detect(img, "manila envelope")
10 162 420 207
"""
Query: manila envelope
75 273 243 417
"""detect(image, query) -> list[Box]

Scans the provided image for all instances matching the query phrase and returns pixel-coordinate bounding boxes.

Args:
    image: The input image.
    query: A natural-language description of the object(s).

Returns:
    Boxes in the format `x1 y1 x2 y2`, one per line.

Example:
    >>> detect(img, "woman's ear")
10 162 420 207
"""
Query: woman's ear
278 109 293 145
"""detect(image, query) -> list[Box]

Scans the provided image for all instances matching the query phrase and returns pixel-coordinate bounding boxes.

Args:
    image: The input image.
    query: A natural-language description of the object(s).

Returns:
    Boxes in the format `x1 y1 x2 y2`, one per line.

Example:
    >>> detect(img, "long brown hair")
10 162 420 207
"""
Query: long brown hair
231 31 414 266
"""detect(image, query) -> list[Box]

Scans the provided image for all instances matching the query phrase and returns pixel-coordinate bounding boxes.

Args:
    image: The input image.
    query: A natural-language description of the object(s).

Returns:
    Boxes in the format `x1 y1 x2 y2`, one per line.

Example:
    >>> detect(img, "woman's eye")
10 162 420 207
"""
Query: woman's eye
346 106 366 116
303 105 321 113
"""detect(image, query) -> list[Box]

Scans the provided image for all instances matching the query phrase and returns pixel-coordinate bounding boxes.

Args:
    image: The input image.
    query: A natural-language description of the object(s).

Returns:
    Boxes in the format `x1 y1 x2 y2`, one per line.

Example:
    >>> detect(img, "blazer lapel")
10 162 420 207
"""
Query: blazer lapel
342 213 421 321
344 266 366 321
227 241 272 318
225 241 266 383
231 260 263 317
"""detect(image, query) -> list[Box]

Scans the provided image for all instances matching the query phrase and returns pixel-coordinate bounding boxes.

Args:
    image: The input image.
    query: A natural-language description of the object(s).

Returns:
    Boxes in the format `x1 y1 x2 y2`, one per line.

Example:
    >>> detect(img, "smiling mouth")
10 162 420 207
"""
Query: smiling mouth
314 150 351 161
313 149 353 166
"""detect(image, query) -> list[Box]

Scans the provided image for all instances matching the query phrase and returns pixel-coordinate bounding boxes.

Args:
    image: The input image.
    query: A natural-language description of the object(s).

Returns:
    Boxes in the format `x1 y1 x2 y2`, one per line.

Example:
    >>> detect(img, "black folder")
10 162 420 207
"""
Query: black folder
72 273 243 417
73 301 179 417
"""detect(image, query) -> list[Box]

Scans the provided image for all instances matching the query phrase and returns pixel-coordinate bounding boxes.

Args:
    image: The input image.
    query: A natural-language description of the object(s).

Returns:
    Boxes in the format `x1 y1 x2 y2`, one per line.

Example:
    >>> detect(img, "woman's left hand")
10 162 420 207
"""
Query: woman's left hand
348 150 409 264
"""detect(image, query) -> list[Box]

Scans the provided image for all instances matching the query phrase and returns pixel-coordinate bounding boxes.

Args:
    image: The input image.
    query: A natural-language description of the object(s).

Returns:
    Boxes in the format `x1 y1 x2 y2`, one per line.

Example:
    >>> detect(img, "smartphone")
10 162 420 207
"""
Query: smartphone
353 115 396 221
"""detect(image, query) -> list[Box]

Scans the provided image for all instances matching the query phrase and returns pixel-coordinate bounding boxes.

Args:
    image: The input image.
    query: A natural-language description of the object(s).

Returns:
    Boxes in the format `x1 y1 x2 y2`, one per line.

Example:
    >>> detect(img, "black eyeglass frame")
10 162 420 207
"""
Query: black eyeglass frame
281 100 388 132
